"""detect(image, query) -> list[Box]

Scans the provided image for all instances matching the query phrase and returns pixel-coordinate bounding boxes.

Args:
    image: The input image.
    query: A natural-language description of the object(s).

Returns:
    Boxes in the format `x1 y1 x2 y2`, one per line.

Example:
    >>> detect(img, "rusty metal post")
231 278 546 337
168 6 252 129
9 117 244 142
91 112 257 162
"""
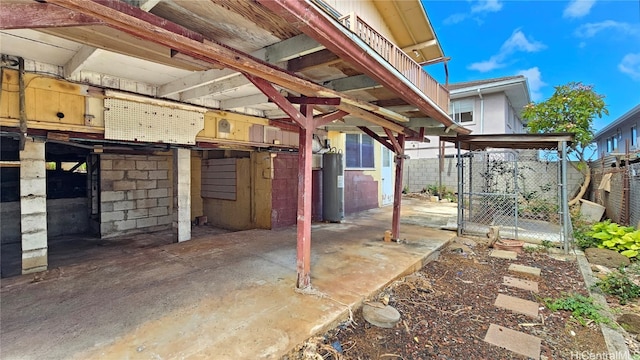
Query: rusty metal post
296 105 313 289
391 134 405 241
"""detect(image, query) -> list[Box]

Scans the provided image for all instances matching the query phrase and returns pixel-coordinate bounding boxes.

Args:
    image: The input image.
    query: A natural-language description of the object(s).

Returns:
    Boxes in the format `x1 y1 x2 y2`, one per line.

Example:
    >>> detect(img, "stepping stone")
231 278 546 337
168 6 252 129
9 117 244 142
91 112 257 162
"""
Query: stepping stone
509 264 541 277
484 324 541 359
503 276 539 293
489 249 518 260
362 302 401 328
494 294 539 318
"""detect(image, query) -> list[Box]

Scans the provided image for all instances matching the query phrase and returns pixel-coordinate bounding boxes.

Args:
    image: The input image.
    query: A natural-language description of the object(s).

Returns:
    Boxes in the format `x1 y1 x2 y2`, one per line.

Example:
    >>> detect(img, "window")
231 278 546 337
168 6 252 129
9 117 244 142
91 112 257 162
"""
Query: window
346 134 374 168
606 136 618 153
632 126 637 147
449 99 474 124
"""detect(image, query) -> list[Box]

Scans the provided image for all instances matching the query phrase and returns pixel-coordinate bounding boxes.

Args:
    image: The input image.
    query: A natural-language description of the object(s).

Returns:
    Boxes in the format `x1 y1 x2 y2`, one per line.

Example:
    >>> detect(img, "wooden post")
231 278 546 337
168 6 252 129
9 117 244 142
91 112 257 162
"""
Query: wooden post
296 104 313 289
391 134 405 241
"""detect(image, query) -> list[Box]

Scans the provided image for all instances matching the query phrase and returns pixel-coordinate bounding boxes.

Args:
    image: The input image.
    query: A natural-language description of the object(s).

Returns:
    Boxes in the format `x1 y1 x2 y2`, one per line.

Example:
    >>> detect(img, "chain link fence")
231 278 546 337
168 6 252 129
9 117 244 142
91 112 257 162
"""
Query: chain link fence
459 148 565 244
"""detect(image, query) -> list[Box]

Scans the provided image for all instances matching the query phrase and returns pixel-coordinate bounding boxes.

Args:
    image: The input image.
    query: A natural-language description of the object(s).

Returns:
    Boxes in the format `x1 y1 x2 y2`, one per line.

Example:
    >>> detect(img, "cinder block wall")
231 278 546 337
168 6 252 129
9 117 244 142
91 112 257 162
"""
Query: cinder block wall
100 154 173 238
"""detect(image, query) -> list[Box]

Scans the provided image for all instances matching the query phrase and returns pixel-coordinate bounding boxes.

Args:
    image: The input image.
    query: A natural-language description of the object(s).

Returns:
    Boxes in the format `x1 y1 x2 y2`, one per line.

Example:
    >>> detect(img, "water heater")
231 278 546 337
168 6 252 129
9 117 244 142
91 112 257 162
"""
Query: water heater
322 152 344 222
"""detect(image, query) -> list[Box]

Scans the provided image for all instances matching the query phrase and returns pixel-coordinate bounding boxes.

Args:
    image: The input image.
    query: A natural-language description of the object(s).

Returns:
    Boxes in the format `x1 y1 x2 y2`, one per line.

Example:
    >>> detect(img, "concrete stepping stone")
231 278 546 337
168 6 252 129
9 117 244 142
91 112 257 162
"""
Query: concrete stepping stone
494 294 539 318
489 249 518 260
503 276 539 293
362 302 401 328
509 264 541 277
484 324 541 359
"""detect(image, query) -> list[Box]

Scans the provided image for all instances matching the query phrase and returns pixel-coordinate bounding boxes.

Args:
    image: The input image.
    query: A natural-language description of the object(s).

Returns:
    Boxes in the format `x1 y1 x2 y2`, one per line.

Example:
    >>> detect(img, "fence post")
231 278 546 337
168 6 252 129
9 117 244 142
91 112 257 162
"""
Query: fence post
561 141 570 254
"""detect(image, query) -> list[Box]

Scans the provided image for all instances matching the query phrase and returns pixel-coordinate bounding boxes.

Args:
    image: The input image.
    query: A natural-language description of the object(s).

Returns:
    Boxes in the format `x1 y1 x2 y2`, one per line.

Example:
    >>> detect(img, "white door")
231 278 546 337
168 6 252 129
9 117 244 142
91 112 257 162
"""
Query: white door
381 146 394 205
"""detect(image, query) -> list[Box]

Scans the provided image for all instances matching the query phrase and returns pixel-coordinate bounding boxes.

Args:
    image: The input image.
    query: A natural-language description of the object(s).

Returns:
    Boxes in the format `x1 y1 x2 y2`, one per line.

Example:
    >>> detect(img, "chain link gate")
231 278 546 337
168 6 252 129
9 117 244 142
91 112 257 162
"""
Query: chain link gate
458 148 564 245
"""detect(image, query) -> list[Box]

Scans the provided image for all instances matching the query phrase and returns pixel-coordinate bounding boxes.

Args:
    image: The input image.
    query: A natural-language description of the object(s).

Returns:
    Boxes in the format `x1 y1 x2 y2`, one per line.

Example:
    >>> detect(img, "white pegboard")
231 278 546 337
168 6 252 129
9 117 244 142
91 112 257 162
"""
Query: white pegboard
104 98 204 145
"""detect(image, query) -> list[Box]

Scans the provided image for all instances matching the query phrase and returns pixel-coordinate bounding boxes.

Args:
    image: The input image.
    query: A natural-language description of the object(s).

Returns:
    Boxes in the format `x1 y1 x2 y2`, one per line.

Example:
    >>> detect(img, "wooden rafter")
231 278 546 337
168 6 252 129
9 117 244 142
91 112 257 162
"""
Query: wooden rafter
43 0 410 127
383 128 402 154
0 3 103 29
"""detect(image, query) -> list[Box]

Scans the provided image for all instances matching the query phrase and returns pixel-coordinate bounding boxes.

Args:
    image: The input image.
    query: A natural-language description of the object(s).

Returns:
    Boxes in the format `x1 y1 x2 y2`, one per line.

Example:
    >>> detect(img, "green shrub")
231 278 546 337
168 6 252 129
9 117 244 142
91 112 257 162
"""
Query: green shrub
542 293 610 325
594 268 640 305
588 220 640 259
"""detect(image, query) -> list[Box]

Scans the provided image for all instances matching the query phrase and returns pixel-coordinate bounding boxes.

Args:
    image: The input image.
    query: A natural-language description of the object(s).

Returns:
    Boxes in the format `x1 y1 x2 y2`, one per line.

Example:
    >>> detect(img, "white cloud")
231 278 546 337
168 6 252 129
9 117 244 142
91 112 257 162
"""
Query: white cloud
468 57 505 72
501 30 546 53
471 0 503 13
443 0 502 25
443 13 469 25
517 67 547 101
619 53 640 81
574 20 640 38
563 0 596 19
468 30 546 73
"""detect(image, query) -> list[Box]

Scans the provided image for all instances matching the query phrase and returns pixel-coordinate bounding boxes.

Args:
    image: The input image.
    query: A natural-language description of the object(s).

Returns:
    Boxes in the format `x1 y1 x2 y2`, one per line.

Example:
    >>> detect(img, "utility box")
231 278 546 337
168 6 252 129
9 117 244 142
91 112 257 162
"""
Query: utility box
322 152 344 222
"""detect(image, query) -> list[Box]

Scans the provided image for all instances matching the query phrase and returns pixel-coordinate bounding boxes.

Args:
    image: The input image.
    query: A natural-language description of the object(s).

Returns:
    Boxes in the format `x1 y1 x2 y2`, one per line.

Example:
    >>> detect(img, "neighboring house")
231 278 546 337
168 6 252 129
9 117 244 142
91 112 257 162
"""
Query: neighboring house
593 104 640 158
0 0 466 279
405 75 531 158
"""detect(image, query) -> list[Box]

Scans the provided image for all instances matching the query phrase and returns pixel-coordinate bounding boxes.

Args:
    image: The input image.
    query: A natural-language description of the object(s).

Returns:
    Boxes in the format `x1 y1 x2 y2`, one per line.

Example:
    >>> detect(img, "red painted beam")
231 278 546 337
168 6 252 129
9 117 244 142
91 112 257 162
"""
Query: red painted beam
268 119 299 133
357 126 395 153
383 128 402 154
0 3 103 29
285 96 341 106
245 73 308 129
392 134 406 241
314 110 348 128
296 103 314 289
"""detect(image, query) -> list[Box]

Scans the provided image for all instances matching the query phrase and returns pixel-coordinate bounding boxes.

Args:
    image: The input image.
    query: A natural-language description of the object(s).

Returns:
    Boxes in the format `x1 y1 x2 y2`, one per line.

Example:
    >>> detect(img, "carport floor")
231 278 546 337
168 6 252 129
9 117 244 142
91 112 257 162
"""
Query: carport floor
0 199 455 360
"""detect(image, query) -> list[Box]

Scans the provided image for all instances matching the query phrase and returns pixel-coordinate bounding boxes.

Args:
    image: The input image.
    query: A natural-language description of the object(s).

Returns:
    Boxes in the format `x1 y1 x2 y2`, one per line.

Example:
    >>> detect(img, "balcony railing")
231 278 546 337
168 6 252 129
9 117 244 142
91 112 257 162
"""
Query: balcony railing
339 13 449 114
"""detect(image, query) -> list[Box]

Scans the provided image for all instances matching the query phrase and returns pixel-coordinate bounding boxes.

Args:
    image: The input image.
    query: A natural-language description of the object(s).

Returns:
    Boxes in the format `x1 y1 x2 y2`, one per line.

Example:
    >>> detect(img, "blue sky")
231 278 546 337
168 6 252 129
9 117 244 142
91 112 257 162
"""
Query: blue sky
422 0 640 132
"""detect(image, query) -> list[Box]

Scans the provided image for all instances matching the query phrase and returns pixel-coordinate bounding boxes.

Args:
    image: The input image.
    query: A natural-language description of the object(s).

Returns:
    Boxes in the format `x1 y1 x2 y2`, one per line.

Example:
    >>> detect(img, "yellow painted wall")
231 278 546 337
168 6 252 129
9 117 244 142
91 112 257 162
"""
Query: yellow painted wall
252 152 273 229
327 130 387 207
0 69 89 127
191 151 203 221
202 157 252 230
198 110 268 142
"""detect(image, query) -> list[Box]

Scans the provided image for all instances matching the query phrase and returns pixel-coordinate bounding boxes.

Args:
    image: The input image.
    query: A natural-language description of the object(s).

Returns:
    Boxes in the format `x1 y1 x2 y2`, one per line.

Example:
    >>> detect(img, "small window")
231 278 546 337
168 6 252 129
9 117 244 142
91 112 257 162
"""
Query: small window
449 99 474 124
607 136 618 153
631 126 637 147
346 134 374 168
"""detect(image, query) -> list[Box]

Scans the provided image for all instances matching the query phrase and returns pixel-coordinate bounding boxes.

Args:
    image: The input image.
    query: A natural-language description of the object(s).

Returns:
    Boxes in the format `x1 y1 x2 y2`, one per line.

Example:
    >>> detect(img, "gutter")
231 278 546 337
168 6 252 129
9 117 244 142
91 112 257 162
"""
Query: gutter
257 0 470 135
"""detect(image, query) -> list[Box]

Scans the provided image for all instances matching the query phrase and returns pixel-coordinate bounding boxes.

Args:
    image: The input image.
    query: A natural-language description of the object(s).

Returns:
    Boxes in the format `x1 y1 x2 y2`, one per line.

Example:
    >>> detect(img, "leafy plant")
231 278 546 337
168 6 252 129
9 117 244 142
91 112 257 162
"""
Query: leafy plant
402 185 409 194
587 220 640 259
542 293 610 326
594 268 640 305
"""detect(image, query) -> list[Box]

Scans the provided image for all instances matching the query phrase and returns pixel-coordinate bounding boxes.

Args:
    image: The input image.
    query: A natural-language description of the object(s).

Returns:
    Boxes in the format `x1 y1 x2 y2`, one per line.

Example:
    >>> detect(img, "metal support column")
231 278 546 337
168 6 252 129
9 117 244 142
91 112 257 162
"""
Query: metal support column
560 140 570 254
457 140 463 236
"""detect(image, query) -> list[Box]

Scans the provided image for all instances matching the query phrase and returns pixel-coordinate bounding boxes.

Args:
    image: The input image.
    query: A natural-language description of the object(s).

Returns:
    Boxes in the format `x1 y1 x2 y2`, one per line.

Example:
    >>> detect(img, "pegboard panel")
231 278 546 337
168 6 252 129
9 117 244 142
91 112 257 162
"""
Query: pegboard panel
104 98 204 145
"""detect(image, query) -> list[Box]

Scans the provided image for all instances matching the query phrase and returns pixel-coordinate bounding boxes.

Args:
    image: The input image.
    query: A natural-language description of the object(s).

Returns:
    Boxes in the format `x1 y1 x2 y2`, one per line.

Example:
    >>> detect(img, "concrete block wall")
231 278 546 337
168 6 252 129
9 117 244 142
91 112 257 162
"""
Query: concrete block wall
403 157 584 197
100 154 173 238
20 139 48 274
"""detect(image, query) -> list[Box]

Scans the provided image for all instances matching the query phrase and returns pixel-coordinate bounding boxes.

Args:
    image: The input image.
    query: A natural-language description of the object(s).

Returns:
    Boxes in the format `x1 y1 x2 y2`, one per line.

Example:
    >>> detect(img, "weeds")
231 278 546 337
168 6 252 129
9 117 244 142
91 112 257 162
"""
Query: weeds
593 268 640 305
542 293 610 326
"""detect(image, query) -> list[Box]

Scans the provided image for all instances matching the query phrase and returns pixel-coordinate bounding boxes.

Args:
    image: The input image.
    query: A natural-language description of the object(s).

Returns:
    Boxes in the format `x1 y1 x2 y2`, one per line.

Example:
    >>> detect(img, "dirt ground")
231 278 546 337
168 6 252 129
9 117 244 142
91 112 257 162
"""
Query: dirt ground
284 237 614 359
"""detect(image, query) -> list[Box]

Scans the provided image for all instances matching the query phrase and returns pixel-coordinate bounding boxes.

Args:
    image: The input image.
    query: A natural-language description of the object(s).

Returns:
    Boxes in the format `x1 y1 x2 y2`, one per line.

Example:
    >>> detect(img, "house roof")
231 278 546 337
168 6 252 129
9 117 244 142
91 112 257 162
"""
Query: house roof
593 104 640 140
447 75 531 116
444 133 574 151
447 76 525 91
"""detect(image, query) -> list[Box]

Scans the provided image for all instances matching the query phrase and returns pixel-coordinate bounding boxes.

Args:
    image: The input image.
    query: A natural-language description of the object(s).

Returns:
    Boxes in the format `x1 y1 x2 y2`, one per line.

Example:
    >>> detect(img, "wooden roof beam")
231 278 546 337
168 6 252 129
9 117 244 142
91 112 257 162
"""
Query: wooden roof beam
46 0 410 126
0 3 103 29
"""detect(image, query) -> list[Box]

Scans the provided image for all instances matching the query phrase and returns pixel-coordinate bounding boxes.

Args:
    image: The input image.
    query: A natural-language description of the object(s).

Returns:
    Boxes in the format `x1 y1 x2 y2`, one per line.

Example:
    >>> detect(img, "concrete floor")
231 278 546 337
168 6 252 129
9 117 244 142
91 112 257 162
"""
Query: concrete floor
0 199 456 360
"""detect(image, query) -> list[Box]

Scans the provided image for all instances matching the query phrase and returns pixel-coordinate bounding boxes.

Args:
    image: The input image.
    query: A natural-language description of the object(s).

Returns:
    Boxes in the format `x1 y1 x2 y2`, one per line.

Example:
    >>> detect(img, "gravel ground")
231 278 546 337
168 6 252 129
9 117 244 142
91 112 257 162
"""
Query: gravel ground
284 236 612 359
